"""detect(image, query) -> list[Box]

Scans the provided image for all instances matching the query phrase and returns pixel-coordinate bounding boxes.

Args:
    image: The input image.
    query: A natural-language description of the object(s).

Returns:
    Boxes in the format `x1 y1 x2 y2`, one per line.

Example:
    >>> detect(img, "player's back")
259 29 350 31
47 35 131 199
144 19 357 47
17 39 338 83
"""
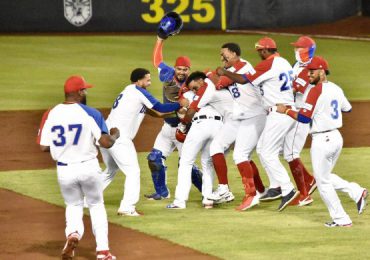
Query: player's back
310 81 351 133
249 56 295 109
227 59 265 119
197 78 233 119
106 84 156 139
41 103 105 163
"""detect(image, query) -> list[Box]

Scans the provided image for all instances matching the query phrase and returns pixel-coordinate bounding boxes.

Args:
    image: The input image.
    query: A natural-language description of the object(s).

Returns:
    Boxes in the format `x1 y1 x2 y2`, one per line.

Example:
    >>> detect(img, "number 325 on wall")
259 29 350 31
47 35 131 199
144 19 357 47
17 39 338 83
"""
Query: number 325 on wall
141 0 216 23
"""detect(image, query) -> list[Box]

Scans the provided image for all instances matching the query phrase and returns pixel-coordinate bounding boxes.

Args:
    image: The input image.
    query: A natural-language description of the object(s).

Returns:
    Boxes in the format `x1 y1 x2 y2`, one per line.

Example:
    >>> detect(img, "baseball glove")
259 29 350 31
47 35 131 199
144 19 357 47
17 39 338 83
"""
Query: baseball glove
157 12 183 39
163 80 180 103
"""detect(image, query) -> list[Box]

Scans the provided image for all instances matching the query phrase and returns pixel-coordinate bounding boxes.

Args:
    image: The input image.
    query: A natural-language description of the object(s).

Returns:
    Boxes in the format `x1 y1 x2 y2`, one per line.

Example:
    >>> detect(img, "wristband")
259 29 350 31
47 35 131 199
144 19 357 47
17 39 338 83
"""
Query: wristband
285 108 291 115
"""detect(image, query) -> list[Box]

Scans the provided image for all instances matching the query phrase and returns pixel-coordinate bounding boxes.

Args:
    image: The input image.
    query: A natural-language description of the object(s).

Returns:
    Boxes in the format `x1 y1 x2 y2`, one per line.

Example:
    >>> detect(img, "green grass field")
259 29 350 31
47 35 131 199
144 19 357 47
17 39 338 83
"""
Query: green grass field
0 149 369 259
1 34 370 259
0 35 370 111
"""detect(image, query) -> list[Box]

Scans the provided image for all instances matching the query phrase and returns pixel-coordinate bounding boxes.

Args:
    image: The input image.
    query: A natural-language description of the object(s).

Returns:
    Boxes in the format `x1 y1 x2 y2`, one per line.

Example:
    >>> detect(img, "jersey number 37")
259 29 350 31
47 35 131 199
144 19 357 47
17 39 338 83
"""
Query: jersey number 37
51 124 82 146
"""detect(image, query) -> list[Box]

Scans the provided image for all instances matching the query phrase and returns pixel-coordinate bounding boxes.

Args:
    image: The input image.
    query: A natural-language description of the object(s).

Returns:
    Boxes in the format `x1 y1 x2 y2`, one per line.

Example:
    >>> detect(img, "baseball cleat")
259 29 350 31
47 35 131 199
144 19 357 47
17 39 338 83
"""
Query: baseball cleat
166 203 186 209
357 189 368 214
290 194 314 207
259 187 282 202
96 250 116 260
202 198 214 209
213 191 235 204
117 209 143 217
61 232 79 260
144 192 170 200
235 194 259 211
207 184 232 201
278 189 300 211
324 221 352 228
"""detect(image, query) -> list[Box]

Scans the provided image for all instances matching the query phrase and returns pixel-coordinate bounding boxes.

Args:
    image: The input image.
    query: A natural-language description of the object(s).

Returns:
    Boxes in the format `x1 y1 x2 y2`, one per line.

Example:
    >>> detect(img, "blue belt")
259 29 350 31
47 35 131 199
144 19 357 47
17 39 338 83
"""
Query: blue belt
57 159 92 166
57 162 68 166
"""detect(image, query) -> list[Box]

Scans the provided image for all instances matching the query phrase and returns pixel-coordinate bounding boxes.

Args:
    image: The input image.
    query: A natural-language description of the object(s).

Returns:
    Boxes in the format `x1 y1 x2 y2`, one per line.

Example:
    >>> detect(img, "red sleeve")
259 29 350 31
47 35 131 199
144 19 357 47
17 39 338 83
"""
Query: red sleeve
298 83 323 119
293 68 310 93
245 58 274 82
189 84 207 111
153 39 164 68
233 60 247 72
36 108 51 144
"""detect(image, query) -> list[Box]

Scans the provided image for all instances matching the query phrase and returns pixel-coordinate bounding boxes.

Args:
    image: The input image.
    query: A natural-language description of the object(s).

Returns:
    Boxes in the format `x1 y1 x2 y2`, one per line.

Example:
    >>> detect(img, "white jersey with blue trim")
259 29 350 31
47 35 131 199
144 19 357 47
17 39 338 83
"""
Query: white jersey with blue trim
106 84 158 140
40 103 108 163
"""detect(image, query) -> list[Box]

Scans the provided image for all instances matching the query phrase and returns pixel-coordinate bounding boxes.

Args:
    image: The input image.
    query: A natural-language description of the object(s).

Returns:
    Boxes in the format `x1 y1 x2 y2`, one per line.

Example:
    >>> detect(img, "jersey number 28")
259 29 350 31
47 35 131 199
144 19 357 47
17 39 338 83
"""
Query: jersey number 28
51 124 82 146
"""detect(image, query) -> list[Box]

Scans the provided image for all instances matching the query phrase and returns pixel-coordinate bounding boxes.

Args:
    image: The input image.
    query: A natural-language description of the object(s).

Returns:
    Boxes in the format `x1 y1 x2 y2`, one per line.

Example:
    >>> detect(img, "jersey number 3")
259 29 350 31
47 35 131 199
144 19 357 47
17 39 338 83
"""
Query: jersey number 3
330 100 339 119
51 124 82 146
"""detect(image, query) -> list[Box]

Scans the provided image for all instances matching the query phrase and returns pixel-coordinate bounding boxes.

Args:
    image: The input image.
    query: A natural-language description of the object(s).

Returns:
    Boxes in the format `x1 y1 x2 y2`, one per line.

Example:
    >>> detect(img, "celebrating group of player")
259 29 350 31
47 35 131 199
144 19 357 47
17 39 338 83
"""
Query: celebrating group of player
37 12 368 260
147 32 368 227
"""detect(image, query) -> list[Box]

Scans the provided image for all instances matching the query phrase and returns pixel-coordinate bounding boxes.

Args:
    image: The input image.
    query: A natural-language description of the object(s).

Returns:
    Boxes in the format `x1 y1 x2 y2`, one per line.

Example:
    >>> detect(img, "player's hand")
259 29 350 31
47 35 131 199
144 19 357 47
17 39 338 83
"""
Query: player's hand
216 67 226 76
275 104 287 114
176 107 188 120
178 97 189 108
110 127 120 138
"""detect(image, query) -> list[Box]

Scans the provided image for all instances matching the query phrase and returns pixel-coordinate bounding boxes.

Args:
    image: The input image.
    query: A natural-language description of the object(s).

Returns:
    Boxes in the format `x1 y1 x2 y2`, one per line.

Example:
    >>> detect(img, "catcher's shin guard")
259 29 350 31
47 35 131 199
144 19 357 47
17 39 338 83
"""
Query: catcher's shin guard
147 149 169 197
191 165 203 192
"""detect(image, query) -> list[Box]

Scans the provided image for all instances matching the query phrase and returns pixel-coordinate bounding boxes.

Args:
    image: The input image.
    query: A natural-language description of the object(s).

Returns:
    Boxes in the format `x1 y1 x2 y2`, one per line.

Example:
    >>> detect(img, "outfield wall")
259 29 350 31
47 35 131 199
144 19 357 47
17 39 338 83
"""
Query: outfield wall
0 0 363 32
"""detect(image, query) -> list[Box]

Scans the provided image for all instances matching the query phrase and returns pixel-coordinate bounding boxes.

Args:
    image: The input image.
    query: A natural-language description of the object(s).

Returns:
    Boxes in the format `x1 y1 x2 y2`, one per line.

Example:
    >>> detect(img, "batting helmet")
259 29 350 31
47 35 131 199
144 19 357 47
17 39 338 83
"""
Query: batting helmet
157 12 183 39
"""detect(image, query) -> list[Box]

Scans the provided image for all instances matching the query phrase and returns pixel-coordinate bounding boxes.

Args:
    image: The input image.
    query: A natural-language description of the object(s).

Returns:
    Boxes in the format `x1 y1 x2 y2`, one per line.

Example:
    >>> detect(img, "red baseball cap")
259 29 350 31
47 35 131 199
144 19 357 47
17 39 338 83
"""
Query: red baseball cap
175 56 191 68
291 36 316 48
307 56 329 70
64 76 93 94
255 37 277 50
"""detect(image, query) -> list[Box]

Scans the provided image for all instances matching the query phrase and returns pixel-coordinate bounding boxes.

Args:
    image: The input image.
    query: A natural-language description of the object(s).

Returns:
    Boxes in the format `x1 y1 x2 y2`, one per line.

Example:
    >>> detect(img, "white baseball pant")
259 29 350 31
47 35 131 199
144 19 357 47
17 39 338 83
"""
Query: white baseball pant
174 117 223 207
257 111 296 196
311 130 351 224
100 136 140 213
57 159 109 251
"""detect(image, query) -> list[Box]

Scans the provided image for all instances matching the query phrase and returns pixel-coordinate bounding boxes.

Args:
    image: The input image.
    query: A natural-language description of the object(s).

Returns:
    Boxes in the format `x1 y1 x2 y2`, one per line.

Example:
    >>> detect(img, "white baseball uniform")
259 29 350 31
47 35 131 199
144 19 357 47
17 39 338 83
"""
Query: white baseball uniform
100 84 163 213
286 64 365 203
40 103 110 251
246 54 297 196
283 64 312 162
299 80 352 224
172 79 227 208
210 59 266 165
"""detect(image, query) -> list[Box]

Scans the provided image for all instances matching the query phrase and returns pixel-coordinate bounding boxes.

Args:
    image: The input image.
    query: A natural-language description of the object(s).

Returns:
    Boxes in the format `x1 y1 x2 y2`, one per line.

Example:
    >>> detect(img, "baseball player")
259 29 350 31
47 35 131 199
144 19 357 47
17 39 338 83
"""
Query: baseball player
166 72 227 209
145 35 203 201
216 37 300 211
276 56 368 226
100 68 188 216
38 76 118 259
286 36 367 209
205 42 267 211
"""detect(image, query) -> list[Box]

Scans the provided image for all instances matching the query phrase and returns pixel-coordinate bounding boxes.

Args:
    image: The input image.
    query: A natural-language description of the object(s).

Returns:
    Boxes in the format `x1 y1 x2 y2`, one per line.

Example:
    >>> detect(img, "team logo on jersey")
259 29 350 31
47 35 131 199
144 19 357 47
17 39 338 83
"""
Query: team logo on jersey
64 0 92 27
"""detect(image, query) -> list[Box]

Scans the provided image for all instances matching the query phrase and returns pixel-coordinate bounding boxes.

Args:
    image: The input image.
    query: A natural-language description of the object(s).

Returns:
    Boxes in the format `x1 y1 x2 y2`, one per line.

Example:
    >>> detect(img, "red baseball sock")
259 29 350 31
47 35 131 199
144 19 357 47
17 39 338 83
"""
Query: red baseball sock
301 159 315 185
237 161 257 196
250 160 265 193
212 153 228 185
288 159 308 196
